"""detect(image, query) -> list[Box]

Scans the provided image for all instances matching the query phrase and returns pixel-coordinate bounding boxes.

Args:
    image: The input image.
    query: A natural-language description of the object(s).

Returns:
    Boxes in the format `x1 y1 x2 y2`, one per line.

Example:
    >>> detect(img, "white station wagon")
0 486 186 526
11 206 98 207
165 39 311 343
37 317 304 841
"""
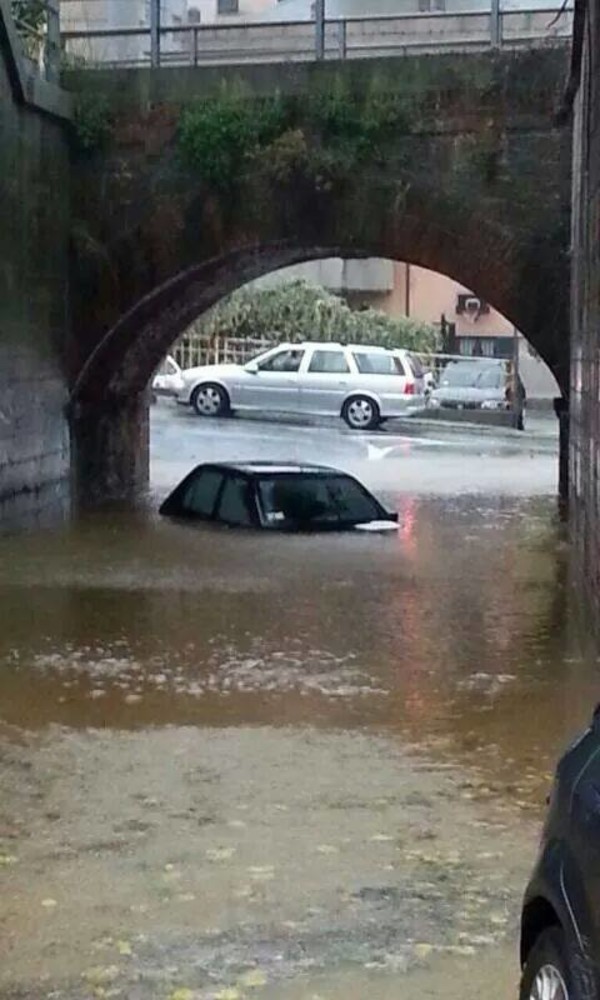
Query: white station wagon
176 342 428 430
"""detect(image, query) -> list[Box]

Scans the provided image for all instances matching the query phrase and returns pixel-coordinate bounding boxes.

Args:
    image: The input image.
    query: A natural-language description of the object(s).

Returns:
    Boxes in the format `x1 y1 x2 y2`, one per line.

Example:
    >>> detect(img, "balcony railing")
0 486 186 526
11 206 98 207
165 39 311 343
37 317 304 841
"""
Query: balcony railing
59 5 573 70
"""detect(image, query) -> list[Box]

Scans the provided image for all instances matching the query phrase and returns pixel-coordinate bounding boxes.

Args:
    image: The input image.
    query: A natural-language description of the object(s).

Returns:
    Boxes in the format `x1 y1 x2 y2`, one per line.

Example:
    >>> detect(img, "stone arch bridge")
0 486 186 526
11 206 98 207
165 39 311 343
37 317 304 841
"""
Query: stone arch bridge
65 47 571 500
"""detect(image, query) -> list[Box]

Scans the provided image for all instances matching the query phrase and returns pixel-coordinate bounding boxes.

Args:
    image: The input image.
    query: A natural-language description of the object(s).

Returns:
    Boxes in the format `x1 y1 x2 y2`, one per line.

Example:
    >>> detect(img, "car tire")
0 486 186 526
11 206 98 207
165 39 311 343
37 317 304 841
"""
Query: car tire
191 383 230 418
520 926 593 1000
342 396 381 431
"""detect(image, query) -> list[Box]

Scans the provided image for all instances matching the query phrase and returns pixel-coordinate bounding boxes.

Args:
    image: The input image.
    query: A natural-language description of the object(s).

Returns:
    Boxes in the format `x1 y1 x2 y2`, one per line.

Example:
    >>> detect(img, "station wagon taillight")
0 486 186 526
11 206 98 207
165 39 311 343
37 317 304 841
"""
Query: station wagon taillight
404 382 415 395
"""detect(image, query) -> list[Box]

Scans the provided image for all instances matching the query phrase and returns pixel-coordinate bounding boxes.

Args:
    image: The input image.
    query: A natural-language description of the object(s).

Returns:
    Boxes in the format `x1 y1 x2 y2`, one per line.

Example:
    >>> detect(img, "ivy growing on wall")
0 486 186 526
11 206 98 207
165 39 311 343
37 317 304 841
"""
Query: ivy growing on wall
178 91 290 192
72 92 114 154
177 77 413 194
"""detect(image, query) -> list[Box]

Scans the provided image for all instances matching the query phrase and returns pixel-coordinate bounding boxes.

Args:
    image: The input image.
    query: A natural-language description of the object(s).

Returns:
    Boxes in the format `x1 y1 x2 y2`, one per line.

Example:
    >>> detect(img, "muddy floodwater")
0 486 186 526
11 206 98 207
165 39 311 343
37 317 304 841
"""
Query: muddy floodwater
1 410 599 1000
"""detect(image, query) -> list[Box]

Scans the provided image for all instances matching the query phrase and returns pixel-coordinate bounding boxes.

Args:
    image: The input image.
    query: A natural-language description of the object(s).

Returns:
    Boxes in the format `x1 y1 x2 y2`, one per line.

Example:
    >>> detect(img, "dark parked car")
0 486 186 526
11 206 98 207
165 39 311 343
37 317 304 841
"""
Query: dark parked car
159 462 398 532
520 706 600 999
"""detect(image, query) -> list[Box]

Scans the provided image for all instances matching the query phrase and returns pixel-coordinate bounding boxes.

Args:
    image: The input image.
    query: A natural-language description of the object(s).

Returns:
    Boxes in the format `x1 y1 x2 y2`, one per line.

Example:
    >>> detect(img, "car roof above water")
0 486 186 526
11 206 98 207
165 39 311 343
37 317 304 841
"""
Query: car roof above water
197 461 346 477
277 342 393 353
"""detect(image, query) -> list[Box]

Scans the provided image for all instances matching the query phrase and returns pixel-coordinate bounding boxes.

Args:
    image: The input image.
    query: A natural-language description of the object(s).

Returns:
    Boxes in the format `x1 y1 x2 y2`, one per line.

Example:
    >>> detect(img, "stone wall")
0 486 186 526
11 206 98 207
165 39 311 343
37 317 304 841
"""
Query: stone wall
0 8 71 528
570 0 600 622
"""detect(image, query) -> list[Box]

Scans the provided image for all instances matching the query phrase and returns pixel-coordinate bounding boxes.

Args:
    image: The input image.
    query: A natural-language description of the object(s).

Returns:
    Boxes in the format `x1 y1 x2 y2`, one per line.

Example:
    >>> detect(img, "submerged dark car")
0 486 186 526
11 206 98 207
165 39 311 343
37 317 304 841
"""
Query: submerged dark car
520 706 600 1000
159 462 398 532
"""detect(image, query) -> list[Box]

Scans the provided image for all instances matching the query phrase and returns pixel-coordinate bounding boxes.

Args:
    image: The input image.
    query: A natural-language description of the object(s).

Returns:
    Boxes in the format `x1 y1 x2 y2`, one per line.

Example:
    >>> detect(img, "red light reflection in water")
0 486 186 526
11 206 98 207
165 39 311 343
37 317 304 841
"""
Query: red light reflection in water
396 495 418 556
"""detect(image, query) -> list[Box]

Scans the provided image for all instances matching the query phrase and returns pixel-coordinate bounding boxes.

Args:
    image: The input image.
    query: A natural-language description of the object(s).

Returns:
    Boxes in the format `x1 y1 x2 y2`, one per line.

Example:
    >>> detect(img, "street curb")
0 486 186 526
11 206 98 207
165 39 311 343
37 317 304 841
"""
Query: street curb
389 416 558 445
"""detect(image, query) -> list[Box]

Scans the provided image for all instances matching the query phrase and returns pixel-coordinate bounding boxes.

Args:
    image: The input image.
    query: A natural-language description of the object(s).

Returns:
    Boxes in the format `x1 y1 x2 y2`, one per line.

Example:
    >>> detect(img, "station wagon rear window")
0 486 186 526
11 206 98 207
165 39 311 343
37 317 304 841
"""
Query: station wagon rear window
257 473 381 527
352 352 403 375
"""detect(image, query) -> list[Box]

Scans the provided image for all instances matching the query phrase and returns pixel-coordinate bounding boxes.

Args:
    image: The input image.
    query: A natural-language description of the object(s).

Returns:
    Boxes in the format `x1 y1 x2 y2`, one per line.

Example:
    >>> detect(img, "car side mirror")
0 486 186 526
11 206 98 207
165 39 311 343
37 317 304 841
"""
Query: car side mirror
245 361 259 374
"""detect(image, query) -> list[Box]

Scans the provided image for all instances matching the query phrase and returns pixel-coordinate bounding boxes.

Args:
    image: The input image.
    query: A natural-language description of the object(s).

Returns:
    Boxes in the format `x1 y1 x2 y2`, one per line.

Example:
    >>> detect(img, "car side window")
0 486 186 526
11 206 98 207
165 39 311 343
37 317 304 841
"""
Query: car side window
308 350 351 374
407 353 424 377
258 349 305 373
217 475 254 526
181 469 224 517
352 352 397 375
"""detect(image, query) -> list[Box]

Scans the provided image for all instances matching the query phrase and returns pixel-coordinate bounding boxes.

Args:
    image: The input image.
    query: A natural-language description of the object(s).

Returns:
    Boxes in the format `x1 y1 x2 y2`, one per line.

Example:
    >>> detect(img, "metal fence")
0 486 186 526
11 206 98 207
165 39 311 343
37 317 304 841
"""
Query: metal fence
60 4 573 70
172 333 273 370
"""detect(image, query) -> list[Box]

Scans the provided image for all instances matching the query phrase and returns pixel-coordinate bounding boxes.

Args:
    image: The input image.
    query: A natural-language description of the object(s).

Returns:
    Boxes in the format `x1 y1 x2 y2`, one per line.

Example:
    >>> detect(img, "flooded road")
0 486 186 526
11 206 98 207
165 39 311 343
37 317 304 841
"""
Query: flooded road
1 406 598 1000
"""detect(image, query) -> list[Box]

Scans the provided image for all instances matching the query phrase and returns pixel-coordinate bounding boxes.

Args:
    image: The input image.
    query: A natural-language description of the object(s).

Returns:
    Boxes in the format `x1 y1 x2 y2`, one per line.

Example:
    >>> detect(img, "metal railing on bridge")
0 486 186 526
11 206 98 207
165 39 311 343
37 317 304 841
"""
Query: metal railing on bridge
59 3 572 70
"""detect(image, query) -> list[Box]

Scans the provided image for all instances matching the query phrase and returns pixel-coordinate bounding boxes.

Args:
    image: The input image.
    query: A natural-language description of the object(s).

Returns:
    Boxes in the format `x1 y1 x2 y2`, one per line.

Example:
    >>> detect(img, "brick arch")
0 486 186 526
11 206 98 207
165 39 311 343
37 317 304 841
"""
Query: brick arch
67 49 571 501
72 213 568 407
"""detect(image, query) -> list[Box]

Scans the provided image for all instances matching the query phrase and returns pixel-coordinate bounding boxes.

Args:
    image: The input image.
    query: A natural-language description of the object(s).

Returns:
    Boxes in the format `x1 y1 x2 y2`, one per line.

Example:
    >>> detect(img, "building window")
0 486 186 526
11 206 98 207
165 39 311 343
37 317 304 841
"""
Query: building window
218 0 239 13
459 337 496 358
456 293 490 316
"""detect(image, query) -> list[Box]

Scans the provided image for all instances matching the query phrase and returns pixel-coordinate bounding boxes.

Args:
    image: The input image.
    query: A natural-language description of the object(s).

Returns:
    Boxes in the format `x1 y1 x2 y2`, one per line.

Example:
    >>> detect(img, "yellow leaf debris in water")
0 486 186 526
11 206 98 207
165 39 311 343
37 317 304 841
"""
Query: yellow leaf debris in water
446 945 476 956
370 834 394 843
248 866 275 880
414 943 433 959
41 898 58 908
83 965 120 984
214 989 242 1000
238 969 267 988
0 854 18 866
206 847 236 862
116 940 132 956
169 989 195 1000
233 885 253 899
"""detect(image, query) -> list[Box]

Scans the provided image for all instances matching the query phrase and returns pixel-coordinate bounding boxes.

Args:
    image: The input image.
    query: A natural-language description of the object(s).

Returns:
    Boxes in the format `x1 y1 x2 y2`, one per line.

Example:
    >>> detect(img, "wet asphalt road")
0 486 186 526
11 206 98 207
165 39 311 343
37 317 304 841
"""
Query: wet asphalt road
1 403 597 1000
150 402 559 502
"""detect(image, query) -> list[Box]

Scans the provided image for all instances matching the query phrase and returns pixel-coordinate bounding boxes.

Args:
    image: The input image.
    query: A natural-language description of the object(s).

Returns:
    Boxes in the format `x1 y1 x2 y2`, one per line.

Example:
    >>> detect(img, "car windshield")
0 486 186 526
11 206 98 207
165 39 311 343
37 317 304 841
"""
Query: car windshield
440 362 502 388
257 474 382 527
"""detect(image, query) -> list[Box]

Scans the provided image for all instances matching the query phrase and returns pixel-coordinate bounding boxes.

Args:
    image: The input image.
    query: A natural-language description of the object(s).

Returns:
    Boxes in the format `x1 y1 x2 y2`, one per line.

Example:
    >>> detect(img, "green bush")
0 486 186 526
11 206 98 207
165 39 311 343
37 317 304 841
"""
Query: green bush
178 92 290 192
72 92 113 153
191 278 440 353
177 82 413 193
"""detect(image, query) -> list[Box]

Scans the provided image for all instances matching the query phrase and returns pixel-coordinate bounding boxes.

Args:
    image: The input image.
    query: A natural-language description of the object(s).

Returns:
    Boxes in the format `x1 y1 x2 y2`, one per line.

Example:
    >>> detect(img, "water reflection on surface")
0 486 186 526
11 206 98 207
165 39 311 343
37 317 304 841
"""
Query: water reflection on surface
0 491 594 807
1 477 599 999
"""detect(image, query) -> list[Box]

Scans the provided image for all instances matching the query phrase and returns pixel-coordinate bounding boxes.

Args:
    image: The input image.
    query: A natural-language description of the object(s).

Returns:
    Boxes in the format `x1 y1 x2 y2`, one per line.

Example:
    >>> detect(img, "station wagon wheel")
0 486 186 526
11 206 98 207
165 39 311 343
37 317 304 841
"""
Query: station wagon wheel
342 396 381 431
520 928 577 1000
191 383 230 418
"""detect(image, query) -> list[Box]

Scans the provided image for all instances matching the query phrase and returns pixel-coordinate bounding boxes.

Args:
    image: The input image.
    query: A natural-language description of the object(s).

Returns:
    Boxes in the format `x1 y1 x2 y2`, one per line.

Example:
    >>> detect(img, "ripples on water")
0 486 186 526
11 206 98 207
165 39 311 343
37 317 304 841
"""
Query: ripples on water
0 491 596 809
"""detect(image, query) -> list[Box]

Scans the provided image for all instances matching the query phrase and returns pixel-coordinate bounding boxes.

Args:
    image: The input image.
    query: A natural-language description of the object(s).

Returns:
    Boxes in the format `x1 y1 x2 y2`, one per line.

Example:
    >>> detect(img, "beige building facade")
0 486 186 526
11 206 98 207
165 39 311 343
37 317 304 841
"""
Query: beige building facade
261 258 559 399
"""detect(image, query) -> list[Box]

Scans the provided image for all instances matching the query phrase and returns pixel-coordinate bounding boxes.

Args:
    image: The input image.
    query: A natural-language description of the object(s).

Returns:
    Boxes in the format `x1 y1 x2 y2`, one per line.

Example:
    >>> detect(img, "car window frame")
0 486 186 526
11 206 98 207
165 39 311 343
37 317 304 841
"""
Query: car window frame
255 471 387 529
159 464 226 521
257 347 305 374
306 348 352 375
406 352 425 379
183 467 227 520
214 470 258 528
352 350 402 377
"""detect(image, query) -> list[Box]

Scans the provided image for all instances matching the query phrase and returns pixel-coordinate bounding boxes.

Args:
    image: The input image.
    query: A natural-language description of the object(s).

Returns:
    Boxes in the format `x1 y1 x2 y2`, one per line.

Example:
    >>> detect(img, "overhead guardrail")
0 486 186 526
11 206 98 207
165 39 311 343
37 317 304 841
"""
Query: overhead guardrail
59 4 573 69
